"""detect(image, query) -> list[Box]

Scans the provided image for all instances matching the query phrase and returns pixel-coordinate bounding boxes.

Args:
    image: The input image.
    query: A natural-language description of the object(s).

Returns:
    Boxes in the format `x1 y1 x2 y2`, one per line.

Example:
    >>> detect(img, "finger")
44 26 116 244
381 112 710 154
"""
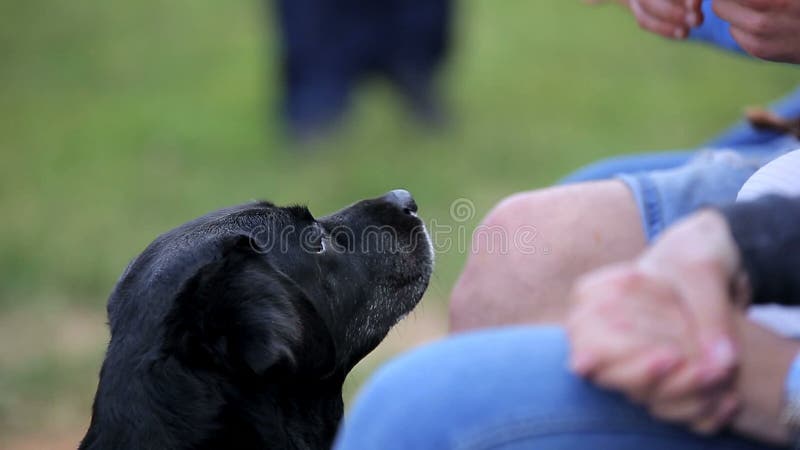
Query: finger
568 266 689 377
592 347 684 400
650 397 711 423
650 359 736 420
684 0 701 12
680 272 737 384
636 0 688 26
569 313 683 380
650 362 708 399
638 257 737 384
630 0 690 38
714 0 774 13
650 356 735 402
689 392 740 435
566 264 636 344
648 389 727 425
569 321 641 376
681 0 705 27
568 311 657 377
712 0 774 36
730 26 786 62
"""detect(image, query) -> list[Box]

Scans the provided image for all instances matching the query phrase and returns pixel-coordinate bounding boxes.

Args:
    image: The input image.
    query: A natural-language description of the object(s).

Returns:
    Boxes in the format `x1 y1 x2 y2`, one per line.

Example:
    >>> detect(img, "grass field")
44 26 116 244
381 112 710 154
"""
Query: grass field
1 0 797 446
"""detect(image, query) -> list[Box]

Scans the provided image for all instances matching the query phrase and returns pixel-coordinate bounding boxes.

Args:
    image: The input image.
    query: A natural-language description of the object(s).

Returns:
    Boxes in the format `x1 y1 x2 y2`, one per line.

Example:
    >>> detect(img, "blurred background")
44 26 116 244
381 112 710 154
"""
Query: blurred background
0 0 797 448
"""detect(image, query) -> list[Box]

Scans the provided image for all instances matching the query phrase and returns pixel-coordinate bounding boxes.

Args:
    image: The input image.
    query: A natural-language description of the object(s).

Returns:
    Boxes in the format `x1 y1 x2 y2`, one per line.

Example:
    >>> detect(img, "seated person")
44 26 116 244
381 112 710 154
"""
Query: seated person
449 0 800 331
334 192 800 449
334 0 800 448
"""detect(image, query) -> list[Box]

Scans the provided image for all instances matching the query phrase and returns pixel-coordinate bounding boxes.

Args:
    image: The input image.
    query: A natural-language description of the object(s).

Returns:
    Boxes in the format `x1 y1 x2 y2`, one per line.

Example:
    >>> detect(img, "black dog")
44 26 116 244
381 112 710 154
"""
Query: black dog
80 190 433 450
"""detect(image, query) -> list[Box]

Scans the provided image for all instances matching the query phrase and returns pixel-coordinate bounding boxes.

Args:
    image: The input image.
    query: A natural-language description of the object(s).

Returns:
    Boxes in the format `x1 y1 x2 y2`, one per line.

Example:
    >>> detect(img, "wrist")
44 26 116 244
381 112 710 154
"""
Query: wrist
731 316 799 444
697 208 751 307
781 351 800 436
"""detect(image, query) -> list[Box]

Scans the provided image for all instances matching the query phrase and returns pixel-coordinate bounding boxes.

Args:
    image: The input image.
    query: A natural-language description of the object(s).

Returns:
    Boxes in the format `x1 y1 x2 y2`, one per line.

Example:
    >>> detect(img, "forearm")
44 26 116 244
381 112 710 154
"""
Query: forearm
731 315 800 444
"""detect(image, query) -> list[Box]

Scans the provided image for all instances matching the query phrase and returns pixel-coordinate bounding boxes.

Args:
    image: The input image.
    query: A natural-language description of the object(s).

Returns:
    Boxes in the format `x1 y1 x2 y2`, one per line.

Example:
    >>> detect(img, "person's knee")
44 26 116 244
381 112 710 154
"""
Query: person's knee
450 192 538 330
450 188 582 331
450 181 645 332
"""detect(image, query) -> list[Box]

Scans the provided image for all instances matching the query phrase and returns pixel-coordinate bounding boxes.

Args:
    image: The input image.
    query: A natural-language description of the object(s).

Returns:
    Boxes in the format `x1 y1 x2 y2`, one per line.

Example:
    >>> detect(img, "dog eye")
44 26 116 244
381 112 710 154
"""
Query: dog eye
315 238 328 254
308 224 327 254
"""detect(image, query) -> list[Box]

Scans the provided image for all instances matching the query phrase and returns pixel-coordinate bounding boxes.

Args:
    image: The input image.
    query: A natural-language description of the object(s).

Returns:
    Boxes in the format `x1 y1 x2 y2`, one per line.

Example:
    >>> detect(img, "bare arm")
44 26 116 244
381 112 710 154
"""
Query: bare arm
730 315 799 444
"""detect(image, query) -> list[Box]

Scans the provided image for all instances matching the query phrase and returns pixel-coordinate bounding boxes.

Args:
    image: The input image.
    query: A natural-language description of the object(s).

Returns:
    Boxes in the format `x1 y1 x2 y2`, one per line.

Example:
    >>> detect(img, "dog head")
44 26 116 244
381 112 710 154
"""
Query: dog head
107 189 432 381
82 191 433 449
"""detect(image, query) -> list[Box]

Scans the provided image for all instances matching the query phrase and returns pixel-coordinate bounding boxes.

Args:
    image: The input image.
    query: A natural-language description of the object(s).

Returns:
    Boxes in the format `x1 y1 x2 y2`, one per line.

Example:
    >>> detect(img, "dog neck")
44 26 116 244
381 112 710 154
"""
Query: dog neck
79 354 347 450
224 371 347 450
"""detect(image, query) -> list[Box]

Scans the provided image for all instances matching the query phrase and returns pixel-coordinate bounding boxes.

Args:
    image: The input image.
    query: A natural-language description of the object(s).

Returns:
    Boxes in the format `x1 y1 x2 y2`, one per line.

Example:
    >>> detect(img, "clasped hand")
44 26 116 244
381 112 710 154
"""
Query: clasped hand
566 211 746 434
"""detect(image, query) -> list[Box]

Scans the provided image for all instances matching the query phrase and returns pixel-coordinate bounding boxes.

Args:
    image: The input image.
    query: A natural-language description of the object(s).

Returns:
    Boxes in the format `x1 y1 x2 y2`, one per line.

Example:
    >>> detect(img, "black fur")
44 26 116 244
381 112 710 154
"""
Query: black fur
80 193 433 450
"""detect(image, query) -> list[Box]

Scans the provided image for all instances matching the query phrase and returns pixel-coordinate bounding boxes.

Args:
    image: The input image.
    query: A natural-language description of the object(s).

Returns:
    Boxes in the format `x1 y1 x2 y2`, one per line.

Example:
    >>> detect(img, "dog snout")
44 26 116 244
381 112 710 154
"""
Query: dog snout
382 189 418 215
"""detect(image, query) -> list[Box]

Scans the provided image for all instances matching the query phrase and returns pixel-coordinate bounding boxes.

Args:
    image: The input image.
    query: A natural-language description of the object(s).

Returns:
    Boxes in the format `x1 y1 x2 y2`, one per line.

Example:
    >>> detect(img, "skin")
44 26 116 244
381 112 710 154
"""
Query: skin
730 314 799 444
451 0 800 330
586 0 703 39
450 180 645 331
567 209 798 445
628 0 704 39
611 0 800 63
712 0 800 63
452 0 800 437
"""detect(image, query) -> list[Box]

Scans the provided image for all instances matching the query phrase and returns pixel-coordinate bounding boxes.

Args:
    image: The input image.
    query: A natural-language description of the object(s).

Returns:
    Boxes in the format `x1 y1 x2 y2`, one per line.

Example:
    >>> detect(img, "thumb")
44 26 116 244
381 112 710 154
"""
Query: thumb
685 272 737 384
640 260 737 384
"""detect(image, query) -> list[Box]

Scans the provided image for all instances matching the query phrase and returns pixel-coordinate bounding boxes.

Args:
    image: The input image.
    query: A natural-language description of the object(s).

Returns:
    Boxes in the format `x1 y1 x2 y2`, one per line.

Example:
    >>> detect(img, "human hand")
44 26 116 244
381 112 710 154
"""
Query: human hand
568 209 750 434
567 263 739 434
635 209 748 382
567 263 696 395
584 0 703 38
628 0 704 39
711 0 800 63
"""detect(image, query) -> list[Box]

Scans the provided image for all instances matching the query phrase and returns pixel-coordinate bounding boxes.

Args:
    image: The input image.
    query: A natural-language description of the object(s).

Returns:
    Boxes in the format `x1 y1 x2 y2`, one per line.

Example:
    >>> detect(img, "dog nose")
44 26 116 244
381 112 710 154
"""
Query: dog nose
384 189 418 214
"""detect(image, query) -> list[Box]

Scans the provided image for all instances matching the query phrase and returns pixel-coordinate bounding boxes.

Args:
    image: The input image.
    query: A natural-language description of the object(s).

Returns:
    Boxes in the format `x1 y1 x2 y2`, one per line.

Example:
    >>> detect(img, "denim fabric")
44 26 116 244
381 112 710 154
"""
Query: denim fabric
705 87 800 149
688 0 744 54
618 149 779 240
560 85 800 242
334 327 783 450
559 151 694 184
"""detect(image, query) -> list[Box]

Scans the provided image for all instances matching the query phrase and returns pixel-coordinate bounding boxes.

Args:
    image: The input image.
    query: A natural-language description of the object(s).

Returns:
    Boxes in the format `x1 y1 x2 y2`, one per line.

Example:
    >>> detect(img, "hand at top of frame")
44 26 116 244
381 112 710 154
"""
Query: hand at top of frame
712 0 800 63
586 0 705 39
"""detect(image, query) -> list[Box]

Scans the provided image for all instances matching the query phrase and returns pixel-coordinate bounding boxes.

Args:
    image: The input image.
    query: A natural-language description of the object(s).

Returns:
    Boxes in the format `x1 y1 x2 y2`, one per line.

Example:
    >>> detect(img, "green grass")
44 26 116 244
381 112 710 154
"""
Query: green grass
0 0 797 439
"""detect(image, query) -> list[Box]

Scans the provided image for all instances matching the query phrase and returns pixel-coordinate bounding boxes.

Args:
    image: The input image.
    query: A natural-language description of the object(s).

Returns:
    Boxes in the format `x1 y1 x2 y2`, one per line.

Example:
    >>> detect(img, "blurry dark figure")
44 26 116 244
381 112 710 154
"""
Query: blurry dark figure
275 0 452 139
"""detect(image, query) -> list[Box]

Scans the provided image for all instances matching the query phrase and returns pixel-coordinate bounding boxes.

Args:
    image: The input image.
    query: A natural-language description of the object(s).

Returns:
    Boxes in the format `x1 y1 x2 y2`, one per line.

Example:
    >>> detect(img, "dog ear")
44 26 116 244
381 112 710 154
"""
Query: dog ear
164 235 305 375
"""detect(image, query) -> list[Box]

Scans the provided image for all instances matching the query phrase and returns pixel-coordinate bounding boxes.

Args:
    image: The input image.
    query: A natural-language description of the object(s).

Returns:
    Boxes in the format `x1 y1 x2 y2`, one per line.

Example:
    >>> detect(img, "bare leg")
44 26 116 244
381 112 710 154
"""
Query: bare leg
449 180 646 331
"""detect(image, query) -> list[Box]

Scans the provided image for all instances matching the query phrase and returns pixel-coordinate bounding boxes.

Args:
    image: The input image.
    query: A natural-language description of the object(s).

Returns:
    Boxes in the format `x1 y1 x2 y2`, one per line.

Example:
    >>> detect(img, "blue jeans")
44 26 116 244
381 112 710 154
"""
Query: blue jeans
335 89 800 449
334 327 785 449
562 84 800 185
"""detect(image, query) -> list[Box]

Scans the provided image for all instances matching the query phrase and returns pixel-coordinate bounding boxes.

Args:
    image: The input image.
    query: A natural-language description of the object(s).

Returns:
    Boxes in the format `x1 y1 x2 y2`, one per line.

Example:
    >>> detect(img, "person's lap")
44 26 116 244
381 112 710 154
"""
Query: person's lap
338 89 800 447
334 327 782 450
